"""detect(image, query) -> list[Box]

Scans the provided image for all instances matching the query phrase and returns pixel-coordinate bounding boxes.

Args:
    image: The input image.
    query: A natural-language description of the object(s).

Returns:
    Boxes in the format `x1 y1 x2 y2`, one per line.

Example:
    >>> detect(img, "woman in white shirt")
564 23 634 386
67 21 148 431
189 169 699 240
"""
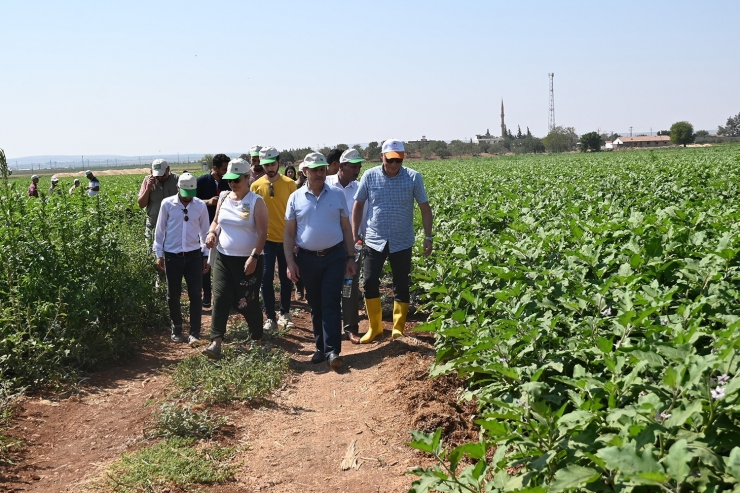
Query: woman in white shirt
202 158 268 359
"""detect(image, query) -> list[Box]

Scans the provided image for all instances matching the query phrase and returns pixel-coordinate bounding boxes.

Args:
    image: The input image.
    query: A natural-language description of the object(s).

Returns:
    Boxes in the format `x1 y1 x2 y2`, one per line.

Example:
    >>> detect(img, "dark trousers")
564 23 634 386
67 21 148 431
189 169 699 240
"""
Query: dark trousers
342 248 363 334
202 269 212 304
296 246 345 355
164 249 203 336
363 244 412 303
210 250 264 341
261 240 293 320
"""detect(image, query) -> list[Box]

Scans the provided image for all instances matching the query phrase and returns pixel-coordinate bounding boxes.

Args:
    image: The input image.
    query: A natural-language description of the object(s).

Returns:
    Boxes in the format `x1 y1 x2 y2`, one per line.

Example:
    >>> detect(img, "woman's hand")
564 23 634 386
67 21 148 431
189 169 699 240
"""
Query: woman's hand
244 256 258 275
206 232 217 249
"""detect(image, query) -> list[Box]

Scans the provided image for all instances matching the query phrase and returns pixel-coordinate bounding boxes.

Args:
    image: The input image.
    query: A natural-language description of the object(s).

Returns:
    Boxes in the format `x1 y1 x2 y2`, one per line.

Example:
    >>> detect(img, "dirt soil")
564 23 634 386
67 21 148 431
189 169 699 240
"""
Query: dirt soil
0 295 475 492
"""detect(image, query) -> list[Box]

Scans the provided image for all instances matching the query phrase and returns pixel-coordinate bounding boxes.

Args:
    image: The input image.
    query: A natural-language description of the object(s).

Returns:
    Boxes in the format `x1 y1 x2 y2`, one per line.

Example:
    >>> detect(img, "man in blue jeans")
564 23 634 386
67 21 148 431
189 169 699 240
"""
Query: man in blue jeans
284 152 357 369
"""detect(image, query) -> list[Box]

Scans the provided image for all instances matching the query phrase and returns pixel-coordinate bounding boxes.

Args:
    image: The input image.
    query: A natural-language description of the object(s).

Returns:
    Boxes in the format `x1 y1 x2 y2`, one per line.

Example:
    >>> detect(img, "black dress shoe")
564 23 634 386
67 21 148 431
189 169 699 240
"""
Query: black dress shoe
327 352 343 369
311 350 325 364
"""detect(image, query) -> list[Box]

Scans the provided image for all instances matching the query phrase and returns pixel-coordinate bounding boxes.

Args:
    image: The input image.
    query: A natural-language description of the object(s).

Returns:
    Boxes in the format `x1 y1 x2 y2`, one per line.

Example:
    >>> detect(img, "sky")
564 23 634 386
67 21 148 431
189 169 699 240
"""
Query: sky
2 0 739 159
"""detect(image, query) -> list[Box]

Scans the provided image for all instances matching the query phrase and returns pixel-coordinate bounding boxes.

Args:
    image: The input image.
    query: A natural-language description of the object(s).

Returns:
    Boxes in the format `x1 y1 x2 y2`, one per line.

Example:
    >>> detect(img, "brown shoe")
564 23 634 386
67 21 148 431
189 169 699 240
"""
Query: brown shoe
346 331 361 345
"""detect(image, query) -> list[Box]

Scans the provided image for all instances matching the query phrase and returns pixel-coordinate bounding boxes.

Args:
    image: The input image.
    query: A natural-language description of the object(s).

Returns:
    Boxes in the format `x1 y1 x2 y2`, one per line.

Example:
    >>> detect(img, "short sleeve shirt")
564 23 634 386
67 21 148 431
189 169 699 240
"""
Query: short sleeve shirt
285 184 349 251
354 165 429 253
251 175 296 243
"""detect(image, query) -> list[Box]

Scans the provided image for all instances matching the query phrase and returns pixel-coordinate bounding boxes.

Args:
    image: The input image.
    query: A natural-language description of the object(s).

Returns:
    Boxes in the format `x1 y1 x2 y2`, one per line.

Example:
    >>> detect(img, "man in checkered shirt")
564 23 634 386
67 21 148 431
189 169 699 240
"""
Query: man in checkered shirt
352 139 434 343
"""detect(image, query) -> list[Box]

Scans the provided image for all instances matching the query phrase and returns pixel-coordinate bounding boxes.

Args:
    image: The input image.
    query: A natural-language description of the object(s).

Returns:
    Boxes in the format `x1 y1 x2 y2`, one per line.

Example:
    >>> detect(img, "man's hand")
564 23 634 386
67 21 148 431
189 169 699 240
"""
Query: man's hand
286 260 300 282
206 196 219 207
147 176 156 192
156 257 165 271
202 258 210 274
346 258 357 276
423 239 433 257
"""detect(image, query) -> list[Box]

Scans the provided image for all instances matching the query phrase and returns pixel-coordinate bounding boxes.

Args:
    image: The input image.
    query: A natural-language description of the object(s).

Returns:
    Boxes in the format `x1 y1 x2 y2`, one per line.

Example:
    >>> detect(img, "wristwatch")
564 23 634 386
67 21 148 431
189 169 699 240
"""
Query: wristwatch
250 253 260 259
425 236 434 242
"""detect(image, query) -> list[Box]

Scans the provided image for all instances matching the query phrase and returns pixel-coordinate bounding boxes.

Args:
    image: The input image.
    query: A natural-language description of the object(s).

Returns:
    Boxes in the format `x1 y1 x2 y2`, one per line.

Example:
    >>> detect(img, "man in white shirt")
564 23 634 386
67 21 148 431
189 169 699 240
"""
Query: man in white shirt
85 170 100 196
153 173 211 344
326 148 366 344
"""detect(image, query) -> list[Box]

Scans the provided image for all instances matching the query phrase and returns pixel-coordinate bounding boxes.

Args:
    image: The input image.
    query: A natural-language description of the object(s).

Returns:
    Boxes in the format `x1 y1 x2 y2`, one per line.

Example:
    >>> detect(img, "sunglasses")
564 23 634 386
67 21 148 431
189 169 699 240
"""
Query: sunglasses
386 158 403 165
182 208 189 221
226 176 243 184
269 182 274 197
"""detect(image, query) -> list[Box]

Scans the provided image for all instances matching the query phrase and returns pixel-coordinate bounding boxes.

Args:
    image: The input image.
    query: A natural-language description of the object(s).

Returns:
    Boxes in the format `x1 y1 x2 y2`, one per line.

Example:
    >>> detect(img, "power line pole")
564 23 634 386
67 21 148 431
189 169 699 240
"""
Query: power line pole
548 73 555 133
629 126 633 137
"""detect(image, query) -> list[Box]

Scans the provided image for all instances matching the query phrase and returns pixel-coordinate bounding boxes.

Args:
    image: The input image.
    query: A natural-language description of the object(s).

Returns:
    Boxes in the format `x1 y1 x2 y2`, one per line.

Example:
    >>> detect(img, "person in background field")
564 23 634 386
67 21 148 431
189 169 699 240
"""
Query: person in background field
326 148 366 344
296 162 307 188
284 165 297 181
85 170 100 196
49 176 62 195
325 148 342 176
248 145 264 186
138 159 179 252
352 139 434 343
202 158 268 360
196 154 231 309
69 179 81 195
284 152 356 369
250 146 297 333
153 173 211 345
28 175 39 197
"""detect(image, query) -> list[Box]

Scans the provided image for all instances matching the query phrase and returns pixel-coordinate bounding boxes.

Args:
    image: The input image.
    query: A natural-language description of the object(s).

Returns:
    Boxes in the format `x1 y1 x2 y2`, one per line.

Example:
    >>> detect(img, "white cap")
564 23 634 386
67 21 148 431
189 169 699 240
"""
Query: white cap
223 158 251 179
31 175 39 180
303 152 329 169
178 172 198 197
381 139 405 158
297 161 307 172
151 159 168 177
250 145 263 157
85 170 93 176
51 176 59 183
259 146 279 164
340 149 365 164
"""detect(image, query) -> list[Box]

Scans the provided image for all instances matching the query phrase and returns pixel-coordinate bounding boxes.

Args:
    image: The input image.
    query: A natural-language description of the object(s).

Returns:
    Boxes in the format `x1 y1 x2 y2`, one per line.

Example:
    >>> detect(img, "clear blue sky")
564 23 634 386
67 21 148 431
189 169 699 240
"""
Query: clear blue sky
2 0 738 158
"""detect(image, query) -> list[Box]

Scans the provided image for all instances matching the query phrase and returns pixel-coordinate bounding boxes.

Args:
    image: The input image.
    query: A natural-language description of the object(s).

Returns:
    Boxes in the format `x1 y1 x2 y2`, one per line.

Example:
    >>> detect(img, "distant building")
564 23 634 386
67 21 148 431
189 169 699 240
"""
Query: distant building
472 129 503 145
613 136 672 148
407 136 431 147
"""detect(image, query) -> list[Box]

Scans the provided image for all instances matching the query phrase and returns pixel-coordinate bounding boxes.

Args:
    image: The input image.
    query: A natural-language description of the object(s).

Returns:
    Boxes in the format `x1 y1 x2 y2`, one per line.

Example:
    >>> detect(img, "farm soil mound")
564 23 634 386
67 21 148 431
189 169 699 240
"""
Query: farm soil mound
0 293 473 492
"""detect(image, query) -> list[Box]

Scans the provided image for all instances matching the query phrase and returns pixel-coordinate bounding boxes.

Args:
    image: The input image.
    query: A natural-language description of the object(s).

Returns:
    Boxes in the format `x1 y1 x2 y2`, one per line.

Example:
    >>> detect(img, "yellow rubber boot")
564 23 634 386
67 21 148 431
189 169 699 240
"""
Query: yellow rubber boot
392 301 409 339
360 298 383 344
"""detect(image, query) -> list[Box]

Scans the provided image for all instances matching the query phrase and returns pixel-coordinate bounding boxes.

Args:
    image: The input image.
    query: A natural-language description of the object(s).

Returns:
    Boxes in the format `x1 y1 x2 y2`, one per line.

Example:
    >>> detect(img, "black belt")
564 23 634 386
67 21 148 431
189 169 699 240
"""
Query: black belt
165 249 202 257
298 242 342 257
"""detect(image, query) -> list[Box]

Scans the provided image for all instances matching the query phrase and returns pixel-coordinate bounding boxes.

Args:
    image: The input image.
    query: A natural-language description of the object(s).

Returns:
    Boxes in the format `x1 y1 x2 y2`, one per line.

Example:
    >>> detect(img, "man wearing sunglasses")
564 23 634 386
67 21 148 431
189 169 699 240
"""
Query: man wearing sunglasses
352 139 434 343
251 146 297 333
153 173 211 345
196 154 231 308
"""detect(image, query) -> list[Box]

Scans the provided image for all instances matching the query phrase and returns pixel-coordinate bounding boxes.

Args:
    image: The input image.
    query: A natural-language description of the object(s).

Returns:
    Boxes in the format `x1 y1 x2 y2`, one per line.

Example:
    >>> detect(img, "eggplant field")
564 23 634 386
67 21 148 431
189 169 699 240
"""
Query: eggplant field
408 146 740 492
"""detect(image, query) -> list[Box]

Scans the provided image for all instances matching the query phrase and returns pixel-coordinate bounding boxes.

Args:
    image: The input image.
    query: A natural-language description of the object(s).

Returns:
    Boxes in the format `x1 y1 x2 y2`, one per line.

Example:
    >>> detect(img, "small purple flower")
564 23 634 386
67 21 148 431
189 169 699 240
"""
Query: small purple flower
711 387 726 400
601 307 612 317
718 374 730 385
655 411 671 421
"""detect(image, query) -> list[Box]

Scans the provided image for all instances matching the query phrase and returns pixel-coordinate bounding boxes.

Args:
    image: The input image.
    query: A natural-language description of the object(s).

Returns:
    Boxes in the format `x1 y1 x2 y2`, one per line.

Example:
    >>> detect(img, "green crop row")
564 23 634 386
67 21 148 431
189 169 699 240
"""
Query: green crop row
407 147 740 492
0 151 166 391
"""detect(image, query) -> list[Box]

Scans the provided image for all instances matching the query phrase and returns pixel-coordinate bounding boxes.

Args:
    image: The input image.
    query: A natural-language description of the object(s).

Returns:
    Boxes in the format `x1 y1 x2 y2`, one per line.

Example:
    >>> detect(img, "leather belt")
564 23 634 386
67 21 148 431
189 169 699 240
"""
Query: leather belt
298 242 342 257
165 249 202 257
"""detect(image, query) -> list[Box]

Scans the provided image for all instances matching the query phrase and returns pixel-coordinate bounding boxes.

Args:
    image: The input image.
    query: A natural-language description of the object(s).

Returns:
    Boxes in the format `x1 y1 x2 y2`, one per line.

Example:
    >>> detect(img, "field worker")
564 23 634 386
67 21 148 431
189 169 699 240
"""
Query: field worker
326 148 366 344
196 153 231 308
353 139 434 343
69 179 81 195
153 172 211 345
28 175 39 197
202 158 268 360
138 159 179 252
85 170 100 196
248 145 264 186
325 148 342 176
251 146 297 332
49 176 62 195
284 152 357 368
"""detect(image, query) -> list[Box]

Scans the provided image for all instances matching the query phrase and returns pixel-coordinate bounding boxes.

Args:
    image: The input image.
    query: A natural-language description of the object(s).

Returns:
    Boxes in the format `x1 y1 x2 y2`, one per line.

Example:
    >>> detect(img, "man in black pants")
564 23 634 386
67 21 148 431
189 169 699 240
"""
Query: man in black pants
154 173 211 344
196 154 231 308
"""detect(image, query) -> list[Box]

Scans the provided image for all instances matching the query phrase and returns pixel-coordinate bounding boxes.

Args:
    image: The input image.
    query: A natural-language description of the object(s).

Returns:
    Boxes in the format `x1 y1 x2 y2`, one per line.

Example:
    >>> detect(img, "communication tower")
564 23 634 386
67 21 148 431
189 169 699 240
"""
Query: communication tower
548 73 555 133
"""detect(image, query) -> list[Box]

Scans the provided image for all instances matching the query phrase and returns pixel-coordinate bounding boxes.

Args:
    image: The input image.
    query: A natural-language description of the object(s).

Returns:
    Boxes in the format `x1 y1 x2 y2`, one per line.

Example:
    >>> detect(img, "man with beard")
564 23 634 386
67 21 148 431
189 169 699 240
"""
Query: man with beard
251 146 297 332
196 154 231 308
284 152 356 369
325 148 342 176
248 145 264 186
138 159 179 252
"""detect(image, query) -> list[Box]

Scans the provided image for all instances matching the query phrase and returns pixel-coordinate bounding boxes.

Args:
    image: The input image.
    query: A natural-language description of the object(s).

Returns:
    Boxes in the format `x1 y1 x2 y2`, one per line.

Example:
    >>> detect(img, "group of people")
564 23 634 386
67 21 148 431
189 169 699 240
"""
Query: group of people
142 139 434 369
27 170 99 197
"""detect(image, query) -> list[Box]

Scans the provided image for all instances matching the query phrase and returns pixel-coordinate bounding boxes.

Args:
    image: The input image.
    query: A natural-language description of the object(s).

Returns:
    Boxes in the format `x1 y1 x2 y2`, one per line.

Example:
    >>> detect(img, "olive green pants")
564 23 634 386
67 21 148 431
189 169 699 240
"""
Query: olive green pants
209 250 264 341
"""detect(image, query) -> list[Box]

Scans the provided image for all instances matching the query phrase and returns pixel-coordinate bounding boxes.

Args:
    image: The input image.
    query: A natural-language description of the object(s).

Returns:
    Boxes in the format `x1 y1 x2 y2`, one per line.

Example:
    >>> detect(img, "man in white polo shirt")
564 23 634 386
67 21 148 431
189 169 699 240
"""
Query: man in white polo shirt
284 152 357 369
326 148 366 344
153 173 211 344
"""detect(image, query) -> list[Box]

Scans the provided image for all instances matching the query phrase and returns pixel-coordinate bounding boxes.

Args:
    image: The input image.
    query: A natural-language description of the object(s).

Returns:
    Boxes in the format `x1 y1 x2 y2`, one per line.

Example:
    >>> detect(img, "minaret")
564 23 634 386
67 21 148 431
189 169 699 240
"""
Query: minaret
500 100 506 138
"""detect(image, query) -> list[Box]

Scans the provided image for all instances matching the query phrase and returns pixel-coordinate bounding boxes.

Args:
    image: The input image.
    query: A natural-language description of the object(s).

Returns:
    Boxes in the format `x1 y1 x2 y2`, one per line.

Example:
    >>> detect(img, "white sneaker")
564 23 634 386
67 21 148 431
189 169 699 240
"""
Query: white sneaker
278 313 295 329
263 319 277 333
188 335 200 347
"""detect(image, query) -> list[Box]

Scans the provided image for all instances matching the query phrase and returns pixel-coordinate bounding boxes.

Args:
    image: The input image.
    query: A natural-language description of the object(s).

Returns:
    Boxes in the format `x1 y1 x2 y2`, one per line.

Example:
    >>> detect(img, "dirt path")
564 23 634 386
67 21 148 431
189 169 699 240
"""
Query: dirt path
1 298 454 492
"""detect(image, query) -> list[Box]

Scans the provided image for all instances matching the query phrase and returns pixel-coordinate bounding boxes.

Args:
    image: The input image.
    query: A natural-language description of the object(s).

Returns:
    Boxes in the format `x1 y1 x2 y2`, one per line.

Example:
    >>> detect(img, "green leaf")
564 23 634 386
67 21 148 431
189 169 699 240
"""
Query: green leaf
725 447 740 481
664 400 702 428
407 429 443 455
549 465 600 493
597 336 613 354
597 442 662 476
662 439 691 484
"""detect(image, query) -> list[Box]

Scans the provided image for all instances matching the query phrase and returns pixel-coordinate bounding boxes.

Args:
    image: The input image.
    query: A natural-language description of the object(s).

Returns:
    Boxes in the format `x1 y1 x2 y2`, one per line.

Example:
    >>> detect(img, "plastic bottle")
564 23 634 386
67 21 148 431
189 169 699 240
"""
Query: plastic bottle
342 274 353 298
354 240 363 262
